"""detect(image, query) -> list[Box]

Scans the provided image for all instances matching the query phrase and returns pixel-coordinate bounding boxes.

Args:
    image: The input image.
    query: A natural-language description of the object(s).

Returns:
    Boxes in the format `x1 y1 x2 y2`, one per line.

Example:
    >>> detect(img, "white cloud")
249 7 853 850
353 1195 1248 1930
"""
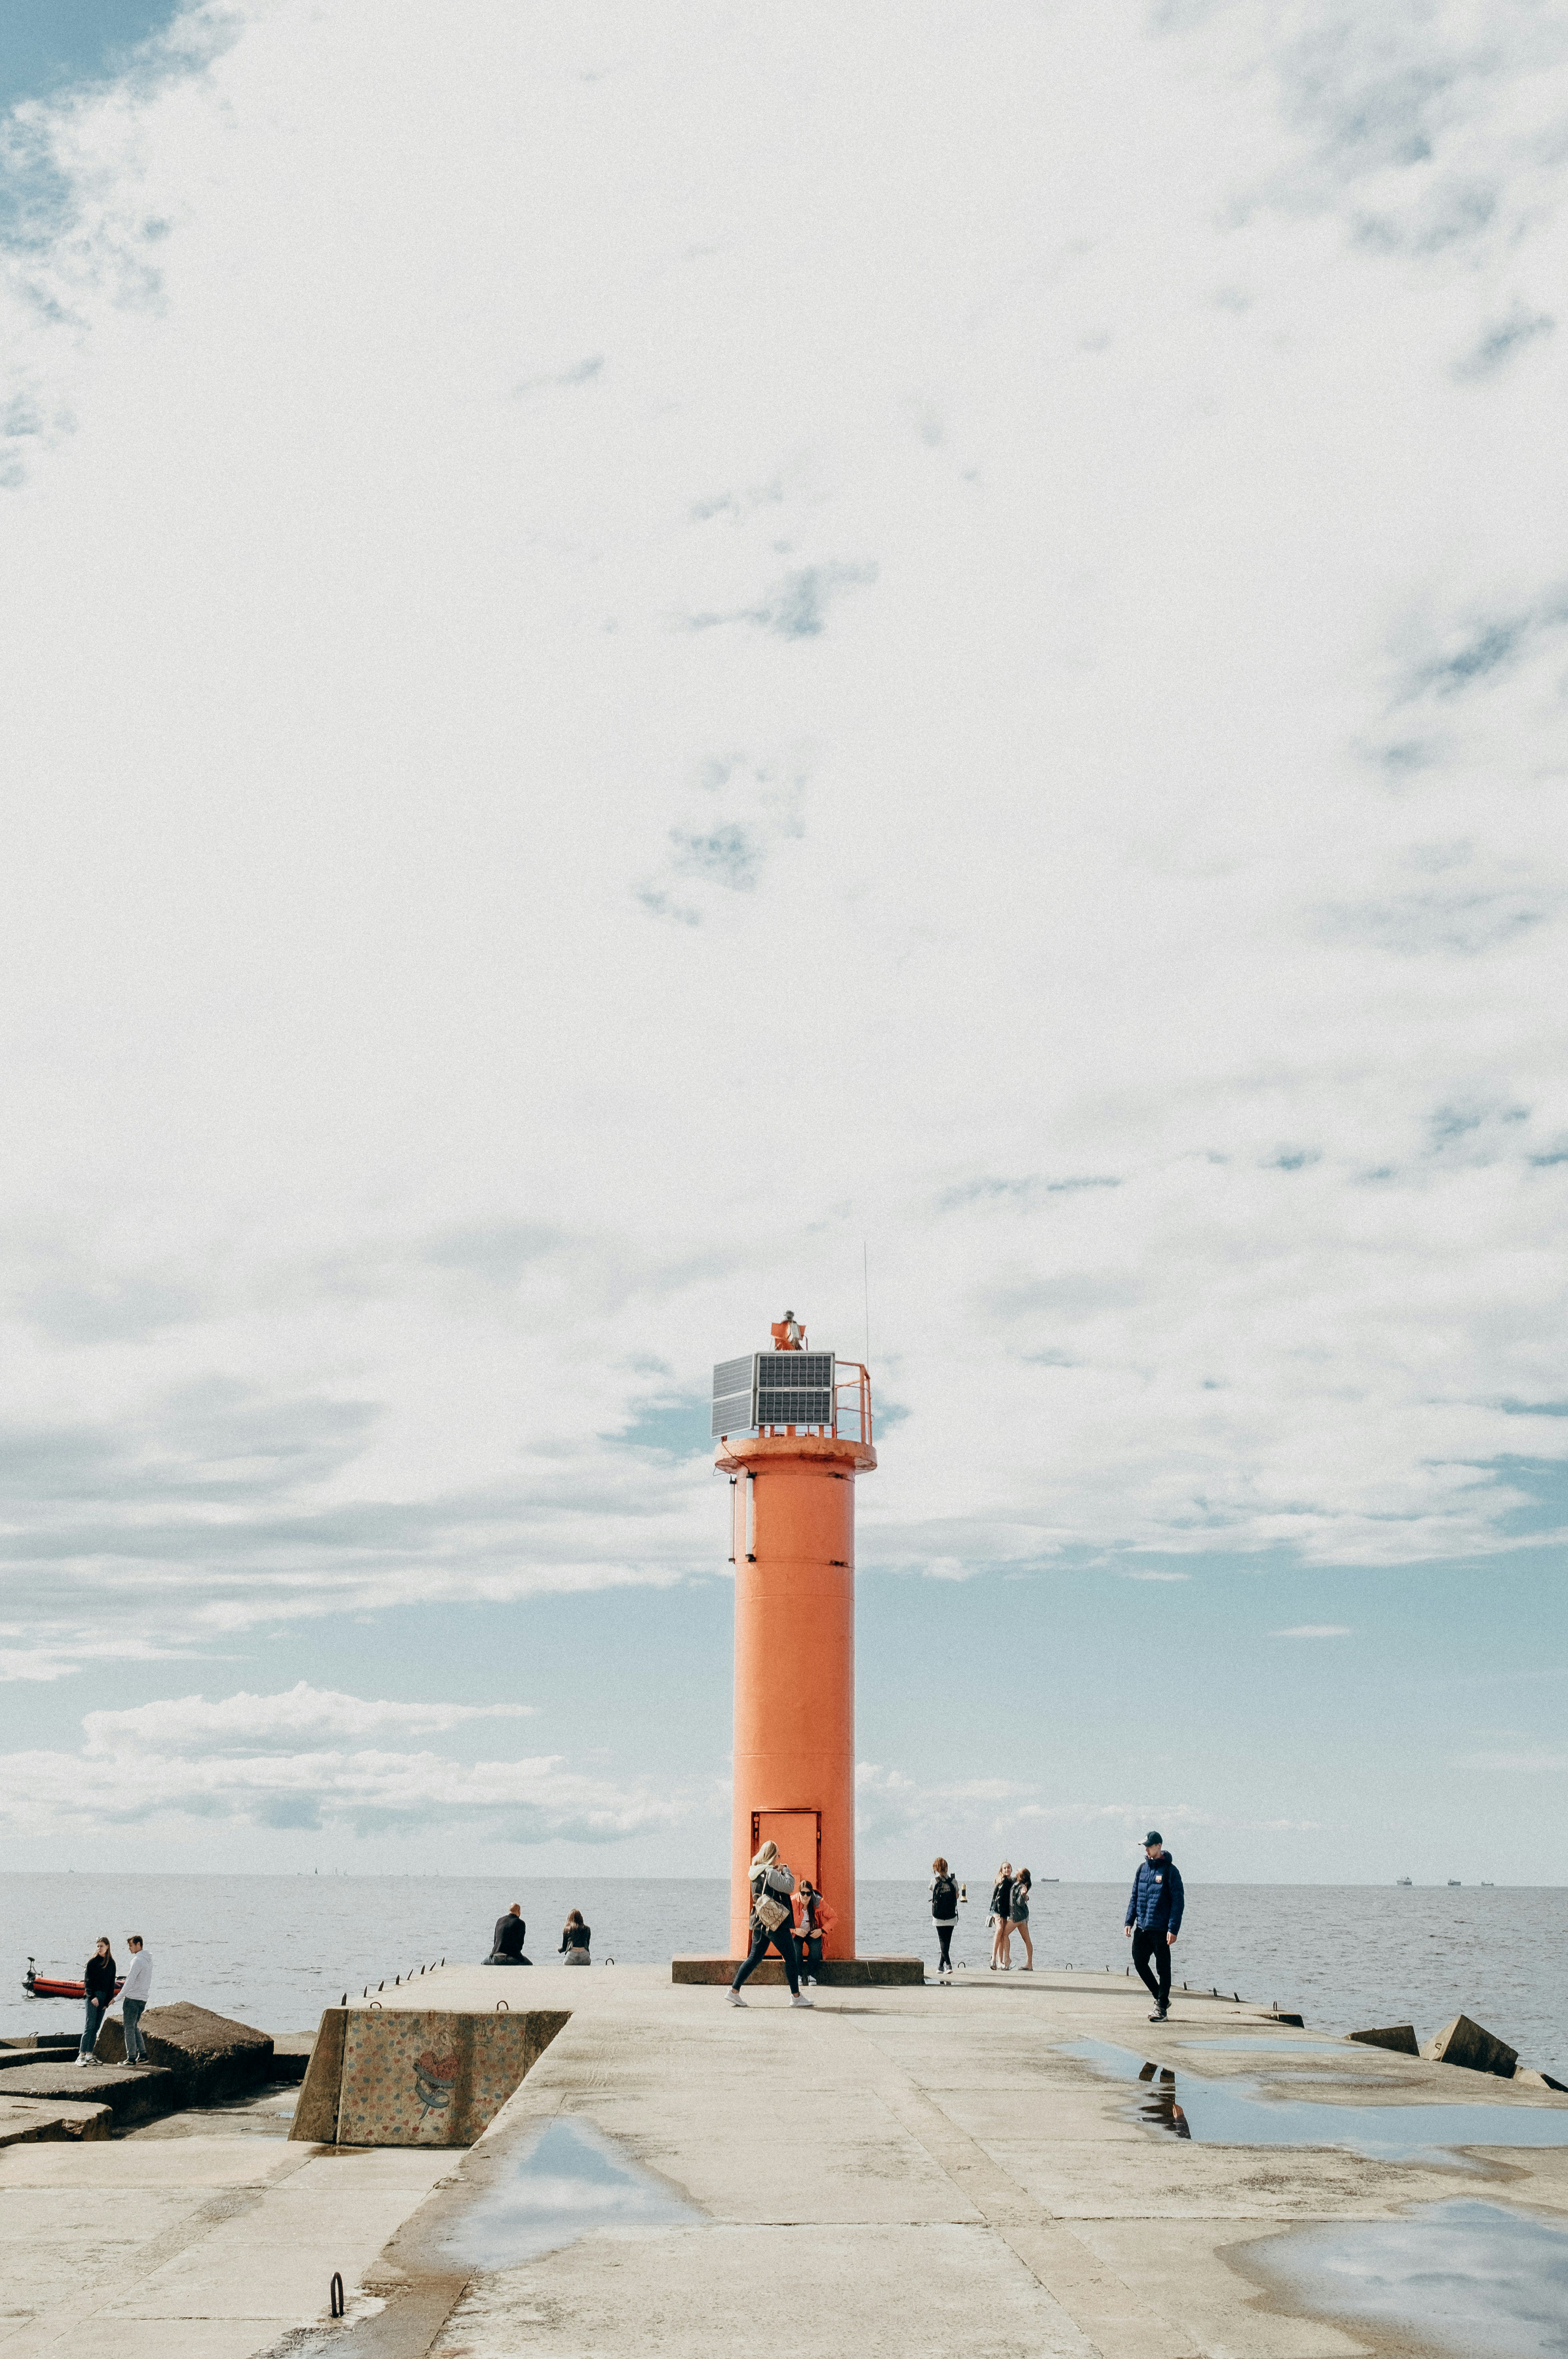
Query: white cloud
1272 1625 1354 1638
0 1685 689 1842
0 0 1562 1707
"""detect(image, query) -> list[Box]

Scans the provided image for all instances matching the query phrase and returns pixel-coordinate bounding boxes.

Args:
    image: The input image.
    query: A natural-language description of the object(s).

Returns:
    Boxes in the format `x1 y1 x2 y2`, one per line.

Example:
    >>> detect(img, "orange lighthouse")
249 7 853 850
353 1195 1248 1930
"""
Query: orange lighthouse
713 1316 875 1962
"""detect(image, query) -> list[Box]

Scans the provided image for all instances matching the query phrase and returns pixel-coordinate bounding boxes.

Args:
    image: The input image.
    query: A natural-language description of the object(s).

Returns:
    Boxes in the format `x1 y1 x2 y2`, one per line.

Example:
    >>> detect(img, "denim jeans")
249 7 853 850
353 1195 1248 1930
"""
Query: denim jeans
79 1996 109 2059
732 1922 800 1995
799 1934 823 1977
122 1998 147 2062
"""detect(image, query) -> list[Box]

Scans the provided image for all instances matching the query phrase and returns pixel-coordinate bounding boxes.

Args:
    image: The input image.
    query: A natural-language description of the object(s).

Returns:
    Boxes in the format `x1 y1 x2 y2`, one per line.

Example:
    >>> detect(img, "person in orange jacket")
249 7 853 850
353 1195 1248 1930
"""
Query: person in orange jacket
793 1879 836 1985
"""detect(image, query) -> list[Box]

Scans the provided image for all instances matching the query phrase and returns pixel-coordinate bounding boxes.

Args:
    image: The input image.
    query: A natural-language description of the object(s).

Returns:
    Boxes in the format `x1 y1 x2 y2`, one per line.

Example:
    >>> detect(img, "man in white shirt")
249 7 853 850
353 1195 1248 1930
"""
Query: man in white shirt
118 1937 153 2064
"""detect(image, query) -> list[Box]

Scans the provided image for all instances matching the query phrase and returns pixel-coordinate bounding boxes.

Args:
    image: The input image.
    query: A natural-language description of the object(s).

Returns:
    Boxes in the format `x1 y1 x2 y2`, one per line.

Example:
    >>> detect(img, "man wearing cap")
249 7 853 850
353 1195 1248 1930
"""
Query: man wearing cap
1124 1831 1183 2021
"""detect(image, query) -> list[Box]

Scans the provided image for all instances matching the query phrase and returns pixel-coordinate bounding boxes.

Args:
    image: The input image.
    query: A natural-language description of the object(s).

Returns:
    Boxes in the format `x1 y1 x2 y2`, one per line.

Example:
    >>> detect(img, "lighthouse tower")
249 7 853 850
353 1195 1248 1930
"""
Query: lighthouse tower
713 1315 875 1962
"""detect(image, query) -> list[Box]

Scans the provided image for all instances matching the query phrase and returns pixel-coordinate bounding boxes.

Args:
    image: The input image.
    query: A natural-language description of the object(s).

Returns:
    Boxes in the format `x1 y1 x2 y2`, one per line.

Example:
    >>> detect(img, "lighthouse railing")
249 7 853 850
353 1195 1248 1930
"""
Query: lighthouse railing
832 1362 873 1445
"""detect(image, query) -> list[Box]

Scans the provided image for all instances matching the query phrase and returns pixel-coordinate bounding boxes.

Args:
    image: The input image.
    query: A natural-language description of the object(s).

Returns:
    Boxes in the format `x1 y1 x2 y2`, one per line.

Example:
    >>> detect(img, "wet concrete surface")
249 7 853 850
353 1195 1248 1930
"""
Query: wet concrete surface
1068 2037 1568 2166
433 2115 701 2269
1245 2198 1568 2357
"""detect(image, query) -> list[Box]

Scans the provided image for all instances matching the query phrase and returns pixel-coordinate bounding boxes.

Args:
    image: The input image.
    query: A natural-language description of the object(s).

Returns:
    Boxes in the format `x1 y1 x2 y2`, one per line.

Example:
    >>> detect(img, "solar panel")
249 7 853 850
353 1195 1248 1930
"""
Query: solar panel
712 1351 837 1437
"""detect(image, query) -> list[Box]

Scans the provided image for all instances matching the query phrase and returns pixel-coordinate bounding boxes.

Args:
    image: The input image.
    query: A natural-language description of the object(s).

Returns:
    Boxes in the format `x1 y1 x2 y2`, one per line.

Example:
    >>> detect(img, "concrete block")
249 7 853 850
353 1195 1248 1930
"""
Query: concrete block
268 2032 316 2083
1346 2025 1420 2055
1514 2068 1568 2093
0 2094 113 2145
290 2006 569 2147
1421 2013 1518 2077
94 2002 274 2104
670 1955 924 1986
0 2061 176 2126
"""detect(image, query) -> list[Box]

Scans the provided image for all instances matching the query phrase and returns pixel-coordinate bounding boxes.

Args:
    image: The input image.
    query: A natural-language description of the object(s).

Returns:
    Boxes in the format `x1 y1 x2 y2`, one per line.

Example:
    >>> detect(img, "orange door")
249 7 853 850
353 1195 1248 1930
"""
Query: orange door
754 1811 821 1901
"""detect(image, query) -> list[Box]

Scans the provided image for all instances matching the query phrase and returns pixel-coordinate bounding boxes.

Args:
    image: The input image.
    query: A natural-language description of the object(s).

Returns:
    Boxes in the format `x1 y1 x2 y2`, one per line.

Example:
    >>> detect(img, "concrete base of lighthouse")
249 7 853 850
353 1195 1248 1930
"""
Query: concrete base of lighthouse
670 1956 924 1987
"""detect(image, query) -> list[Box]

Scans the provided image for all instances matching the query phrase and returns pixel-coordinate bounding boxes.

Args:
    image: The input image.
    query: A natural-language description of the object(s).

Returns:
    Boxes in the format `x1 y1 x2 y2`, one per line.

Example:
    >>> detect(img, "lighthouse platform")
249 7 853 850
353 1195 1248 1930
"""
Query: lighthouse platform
126 1957 1562 2359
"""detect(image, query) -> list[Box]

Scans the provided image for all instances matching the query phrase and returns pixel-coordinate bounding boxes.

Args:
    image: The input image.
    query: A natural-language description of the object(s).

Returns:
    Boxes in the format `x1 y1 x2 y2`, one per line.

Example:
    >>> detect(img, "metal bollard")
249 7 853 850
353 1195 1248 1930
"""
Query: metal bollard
329 2272 345 2319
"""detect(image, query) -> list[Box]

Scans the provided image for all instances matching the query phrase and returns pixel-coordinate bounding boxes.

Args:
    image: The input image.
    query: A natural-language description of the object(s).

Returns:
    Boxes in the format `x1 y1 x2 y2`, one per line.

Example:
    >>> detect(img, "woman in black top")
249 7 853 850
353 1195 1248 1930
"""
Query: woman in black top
728 1841 808 2007
77 1937 116 2063
989 1864 1014 1970
559 1911 591 1965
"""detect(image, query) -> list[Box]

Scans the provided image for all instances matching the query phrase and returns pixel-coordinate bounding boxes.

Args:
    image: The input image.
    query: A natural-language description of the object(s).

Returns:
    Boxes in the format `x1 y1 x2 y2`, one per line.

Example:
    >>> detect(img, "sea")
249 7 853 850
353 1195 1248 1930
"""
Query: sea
4 1877 1564 2082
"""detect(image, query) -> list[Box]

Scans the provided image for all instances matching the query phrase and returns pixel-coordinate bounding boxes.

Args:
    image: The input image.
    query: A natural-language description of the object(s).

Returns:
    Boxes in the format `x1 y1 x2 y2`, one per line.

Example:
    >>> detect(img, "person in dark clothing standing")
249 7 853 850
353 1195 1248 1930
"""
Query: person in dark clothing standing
1124 1831 1184 2020
488 1903 529 1963
930 1857 959 1978
989 1863 1014 1970
76 1937 117 2064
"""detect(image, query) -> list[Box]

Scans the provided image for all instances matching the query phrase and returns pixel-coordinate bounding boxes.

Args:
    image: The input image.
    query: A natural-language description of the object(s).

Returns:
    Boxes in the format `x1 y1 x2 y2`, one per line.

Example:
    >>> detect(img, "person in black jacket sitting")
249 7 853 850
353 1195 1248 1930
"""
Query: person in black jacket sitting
559 1911 592 1965
487 1903 530 1964
76 1938 117 2064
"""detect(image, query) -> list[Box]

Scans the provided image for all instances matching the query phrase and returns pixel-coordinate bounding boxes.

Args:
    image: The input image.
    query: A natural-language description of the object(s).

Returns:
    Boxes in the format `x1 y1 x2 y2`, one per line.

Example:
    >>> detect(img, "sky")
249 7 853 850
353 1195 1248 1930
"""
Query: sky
0 0 1564 1890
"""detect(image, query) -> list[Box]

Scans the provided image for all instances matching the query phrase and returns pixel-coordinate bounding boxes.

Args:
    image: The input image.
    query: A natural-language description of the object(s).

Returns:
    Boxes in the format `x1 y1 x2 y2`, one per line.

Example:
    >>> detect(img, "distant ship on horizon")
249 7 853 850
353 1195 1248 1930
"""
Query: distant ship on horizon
1397 1876 1412 1886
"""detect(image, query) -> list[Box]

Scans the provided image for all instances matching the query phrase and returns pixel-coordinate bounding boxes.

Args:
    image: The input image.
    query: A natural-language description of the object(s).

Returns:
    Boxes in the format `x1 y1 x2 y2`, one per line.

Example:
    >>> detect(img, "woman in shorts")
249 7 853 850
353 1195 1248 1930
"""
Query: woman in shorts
1010 1868 1034 1969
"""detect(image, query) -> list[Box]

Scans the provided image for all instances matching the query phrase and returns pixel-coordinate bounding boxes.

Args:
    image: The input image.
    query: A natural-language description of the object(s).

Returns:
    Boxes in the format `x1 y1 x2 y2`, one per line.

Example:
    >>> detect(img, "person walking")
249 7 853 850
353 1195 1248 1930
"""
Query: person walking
728 1840 810 2008
1124 1831 1184 2021
117 1935 153 2063
559 1910 592 1965
488 1903 529 1964
75 1937 117 2065
792 1878 836 1985
930 1857 959 1978
1010 1869 1034 1969
989 1863 1014 1970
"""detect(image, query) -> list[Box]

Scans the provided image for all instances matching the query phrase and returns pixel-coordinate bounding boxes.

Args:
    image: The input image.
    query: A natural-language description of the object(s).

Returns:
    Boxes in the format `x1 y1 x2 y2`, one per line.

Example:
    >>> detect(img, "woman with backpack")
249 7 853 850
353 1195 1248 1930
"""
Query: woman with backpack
930 1857 959 1978
727 1840 812 2009
1010 1868 1034 1969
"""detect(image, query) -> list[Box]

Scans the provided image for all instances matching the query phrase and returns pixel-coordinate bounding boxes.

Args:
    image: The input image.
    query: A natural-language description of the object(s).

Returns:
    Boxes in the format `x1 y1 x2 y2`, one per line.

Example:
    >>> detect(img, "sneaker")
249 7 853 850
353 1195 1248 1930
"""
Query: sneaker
1149 2006 1168 2022
725 1991 746 2007
806 1977 818 1987
74 2056 90 2068
790 1993 814 2008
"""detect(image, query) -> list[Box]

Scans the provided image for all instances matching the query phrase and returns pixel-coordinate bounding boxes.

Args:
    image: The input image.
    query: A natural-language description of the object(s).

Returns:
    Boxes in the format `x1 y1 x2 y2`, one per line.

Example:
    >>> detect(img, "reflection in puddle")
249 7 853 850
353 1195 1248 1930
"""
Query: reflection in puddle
438 2117 702 2269
1065 2040 1568 2166
1254 2200 1568 2359
1136 2062 1190 2138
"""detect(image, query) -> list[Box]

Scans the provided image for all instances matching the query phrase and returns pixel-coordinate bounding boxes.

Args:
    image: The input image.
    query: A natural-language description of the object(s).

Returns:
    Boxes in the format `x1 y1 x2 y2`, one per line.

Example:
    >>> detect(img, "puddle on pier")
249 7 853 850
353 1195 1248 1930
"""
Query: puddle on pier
1252 2200 1568 2359
1064 2040 1568 2165
437 2117 702 2269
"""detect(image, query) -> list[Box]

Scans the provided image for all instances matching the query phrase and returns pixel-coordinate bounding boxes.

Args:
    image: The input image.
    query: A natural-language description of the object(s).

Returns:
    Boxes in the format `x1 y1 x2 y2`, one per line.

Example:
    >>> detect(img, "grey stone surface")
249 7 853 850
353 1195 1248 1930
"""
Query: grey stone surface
268 2033 316 2083
0 2092 113 2144
0 2060 176 2125
1422 2012 1519 2077
96 2001 275 2104
1346 2025 1420 2055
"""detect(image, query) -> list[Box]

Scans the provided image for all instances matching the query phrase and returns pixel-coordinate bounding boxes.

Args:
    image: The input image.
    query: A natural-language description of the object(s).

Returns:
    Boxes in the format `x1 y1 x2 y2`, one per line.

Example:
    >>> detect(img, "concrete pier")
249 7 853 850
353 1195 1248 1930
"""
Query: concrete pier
3 1962 1566 2357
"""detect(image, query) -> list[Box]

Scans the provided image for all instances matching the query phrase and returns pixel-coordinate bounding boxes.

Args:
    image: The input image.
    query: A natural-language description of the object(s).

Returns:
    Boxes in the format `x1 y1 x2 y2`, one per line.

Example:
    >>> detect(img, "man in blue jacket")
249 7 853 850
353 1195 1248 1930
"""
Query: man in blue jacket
1124 1830 1183 2021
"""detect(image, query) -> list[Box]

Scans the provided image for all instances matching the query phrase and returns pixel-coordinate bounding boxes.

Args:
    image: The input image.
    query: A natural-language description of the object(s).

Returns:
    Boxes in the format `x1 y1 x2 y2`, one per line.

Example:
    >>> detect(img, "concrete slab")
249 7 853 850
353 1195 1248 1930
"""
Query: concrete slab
0 2095 111 2147
0 2062 175 2127
293 2008 569 2148
1423 2011 1520 2077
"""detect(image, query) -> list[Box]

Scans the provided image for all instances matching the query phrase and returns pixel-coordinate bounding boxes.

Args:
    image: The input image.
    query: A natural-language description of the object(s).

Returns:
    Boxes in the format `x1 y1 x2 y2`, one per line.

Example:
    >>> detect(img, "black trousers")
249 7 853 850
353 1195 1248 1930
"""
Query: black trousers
936 1924 955 1970
733 1922 800 1995
1131 1925 1172 2009
799 1934 823 1976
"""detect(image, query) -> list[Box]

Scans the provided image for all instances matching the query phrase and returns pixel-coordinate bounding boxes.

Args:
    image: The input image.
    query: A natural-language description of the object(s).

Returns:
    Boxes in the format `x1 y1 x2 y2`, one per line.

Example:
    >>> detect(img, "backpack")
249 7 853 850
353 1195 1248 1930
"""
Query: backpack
931 1876 957 1918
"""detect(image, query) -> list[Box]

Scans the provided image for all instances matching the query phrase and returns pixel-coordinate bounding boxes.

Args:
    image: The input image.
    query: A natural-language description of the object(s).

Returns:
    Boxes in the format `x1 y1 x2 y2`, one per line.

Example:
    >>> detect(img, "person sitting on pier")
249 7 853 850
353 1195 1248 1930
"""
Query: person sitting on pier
559 1910 592 1966
487 1903 530 1964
